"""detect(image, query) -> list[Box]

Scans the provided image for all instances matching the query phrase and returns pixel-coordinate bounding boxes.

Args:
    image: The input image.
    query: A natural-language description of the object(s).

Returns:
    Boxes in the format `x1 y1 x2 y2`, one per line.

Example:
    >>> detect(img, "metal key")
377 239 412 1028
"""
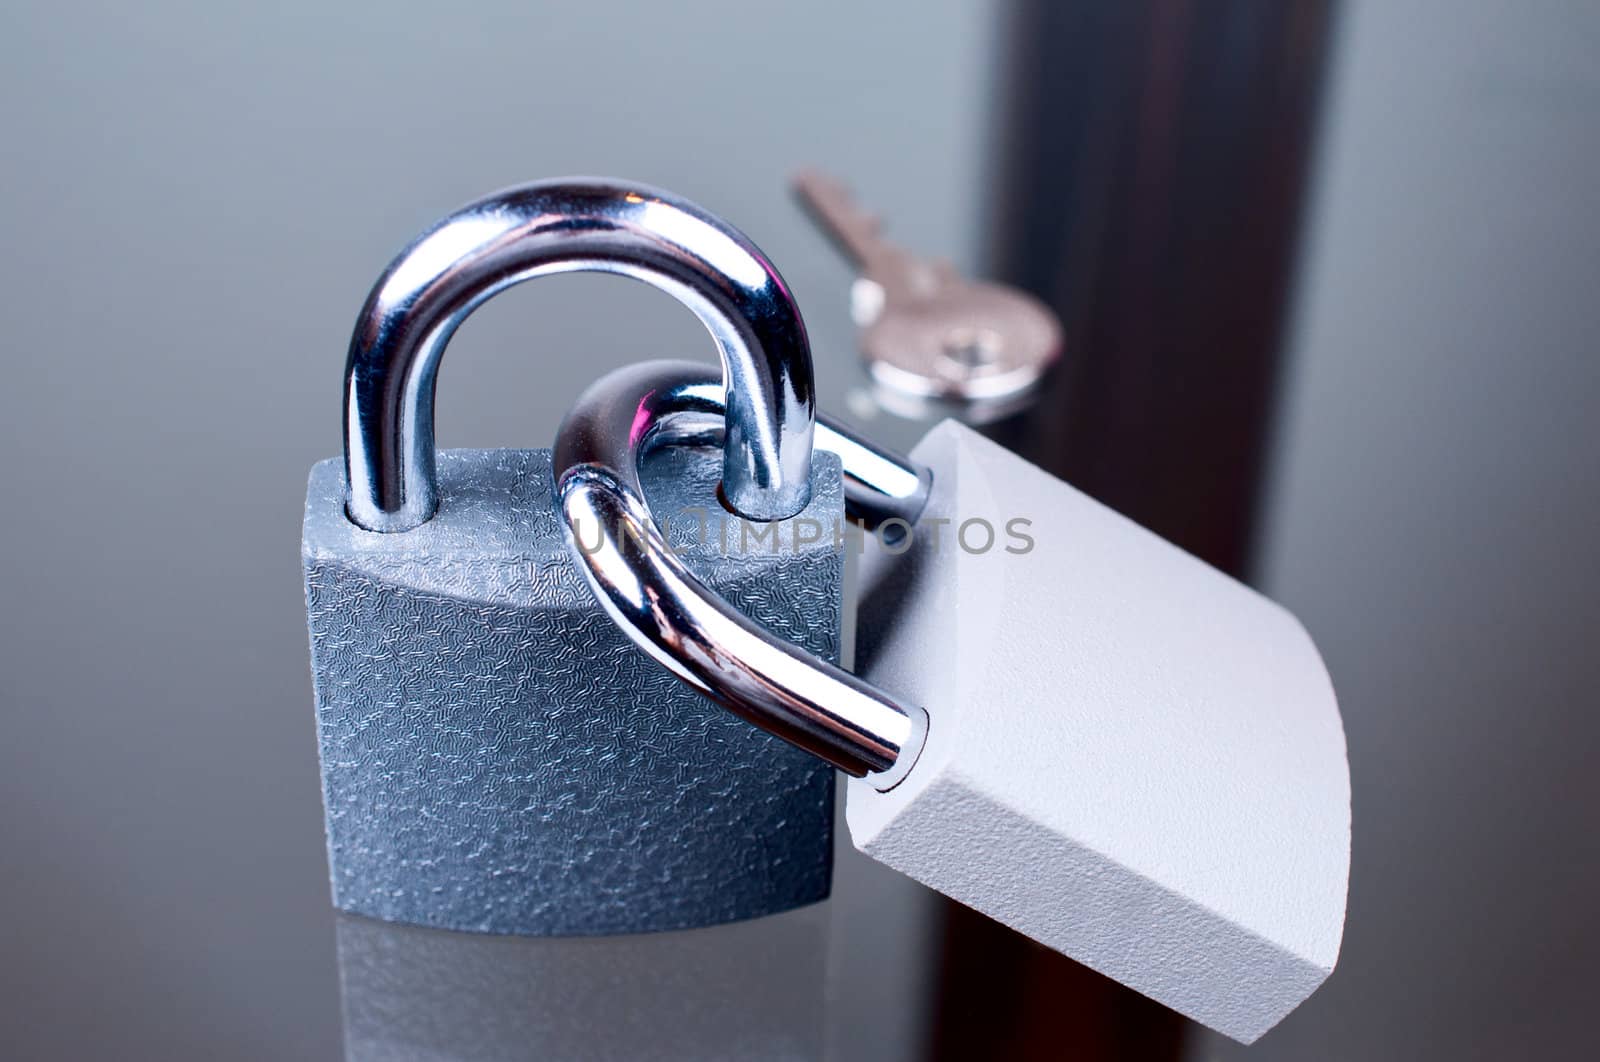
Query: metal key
792 169 1062 409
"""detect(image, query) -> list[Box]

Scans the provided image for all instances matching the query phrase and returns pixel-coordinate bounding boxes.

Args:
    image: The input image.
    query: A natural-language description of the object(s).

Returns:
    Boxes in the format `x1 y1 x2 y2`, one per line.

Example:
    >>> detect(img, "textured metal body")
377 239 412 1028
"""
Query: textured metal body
303 447 843 935
848 421 1348 1043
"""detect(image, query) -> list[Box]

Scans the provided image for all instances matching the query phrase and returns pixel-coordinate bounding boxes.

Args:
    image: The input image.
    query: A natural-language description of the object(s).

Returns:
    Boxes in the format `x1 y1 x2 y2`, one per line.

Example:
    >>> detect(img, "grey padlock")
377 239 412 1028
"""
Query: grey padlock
303 179 843 935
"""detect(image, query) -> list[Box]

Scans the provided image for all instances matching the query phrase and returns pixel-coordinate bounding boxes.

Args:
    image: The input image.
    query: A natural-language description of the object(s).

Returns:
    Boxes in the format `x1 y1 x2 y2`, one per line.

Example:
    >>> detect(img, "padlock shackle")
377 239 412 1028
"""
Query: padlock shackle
554 360 930 788
344 179 817 532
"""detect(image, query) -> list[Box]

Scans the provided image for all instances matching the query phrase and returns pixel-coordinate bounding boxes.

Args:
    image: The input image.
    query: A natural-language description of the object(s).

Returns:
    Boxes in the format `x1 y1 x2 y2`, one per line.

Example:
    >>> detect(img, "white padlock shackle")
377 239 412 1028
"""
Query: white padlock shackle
554 359 931 788
344 178 818 531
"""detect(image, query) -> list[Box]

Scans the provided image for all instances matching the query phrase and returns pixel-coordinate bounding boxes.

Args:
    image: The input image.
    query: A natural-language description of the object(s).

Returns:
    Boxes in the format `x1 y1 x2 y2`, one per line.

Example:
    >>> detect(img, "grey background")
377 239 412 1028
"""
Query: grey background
0 2 993 1058
1204 1 1600 1057
3 0 1598 1059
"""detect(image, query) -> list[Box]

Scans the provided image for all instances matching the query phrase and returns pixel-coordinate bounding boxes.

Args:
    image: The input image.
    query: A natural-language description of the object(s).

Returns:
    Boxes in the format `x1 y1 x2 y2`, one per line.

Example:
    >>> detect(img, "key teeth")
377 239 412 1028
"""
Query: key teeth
790 167 892 269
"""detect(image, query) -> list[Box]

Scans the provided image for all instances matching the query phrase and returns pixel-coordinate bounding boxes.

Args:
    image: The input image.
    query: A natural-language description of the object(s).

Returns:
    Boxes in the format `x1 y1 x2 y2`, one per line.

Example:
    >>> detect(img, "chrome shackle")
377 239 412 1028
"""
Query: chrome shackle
343 178 817 531
554 360 932 789
341 176 932 785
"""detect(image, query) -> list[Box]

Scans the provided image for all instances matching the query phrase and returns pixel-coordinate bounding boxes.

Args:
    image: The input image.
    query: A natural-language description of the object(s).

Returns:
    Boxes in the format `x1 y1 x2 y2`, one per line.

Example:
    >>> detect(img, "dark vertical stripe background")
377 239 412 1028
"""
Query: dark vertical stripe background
928 2 1337 1057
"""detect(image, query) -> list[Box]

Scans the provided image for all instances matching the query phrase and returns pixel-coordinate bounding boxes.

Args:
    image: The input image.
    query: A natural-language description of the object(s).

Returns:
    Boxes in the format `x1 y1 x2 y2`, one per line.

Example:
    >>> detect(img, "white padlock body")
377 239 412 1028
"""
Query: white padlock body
849 421 1349 1044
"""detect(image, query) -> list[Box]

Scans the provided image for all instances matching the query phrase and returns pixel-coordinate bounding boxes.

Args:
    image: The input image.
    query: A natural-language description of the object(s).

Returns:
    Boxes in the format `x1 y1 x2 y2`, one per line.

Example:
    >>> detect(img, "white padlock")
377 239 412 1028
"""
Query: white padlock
555 362 1349 1045
851 420 1349 1044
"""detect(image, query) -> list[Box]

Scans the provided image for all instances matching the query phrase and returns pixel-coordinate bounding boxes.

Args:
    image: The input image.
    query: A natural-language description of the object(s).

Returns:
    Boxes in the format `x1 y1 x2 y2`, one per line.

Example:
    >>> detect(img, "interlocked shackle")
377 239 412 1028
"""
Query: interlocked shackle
554 360 931 788
343 178 817 531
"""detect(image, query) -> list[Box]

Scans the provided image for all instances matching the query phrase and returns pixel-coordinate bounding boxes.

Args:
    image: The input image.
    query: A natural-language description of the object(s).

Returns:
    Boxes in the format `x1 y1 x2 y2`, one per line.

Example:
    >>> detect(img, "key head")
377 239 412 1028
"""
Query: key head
850 421 1350 1044
859 278 1062 403
790 169 1062 408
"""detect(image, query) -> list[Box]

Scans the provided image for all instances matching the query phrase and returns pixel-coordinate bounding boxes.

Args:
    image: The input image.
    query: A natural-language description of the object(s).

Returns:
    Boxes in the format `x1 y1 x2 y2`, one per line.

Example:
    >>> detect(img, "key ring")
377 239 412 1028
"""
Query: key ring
344 177 817 531
554 360 931 789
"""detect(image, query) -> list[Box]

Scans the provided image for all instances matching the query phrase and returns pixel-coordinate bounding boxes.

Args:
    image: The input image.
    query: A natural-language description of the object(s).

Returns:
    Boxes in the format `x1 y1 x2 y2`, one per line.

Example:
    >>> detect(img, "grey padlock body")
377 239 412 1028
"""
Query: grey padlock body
304 446 843 936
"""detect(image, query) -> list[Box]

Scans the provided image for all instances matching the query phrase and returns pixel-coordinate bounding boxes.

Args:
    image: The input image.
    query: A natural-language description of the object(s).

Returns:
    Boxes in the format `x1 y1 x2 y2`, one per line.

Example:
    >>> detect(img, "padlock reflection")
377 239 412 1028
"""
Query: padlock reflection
336 904 827 1062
